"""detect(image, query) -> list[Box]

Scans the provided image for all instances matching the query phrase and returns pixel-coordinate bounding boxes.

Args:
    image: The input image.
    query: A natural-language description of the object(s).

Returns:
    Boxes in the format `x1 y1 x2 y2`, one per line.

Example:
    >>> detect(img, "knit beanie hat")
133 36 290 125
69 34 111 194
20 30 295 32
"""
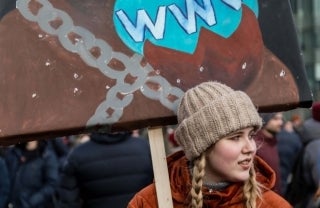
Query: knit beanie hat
175 81 262 161
312 101 320 122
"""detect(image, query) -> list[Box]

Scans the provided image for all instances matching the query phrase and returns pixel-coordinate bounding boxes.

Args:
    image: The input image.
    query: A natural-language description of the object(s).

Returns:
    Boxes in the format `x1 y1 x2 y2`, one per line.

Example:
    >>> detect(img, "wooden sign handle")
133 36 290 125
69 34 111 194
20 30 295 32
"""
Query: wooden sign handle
148 127 174 208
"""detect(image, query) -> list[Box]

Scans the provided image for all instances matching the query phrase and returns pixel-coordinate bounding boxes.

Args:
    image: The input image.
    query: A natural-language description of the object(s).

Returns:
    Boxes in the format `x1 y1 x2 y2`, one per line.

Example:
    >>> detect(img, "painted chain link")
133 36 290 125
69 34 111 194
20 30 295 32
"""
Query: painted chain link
16 0 184 125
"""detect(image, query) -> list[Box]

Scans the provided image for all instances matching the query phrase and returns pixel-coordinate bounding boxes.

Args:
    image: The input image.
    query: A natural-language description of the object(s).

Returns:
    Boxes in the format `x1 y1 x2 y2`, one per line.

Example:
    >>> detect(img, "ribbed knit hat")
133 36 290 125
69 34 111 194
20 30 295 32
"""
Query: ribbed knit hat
175 81 262 161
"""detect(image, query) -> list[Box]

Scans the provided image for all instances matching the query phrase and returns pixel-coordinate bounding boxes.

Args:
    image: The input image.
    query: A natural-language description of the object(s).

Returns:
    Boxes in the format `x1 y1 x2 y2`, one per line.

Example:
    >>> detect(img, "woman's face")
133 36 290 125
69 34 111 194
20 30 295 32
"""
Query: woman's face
204 127 256 183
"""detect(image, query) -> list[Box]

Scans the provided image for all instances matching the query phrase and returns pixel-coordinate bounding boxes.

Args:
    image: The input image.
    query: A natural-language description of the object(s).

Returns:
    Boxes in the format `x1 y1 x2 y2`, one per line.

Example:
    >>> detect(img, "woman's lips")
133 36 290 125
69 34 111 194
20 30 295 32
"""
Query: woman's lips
238 158 252 170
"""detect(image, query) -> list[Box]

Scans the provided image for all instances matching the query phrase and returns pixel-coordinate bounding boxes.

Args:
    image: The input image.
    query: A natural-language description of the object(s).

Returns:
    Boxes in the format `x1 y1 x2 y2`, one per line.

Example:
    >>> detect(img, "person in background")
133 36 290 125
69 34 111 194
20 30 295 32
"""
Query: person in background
0 147 9 208
58 131 154 208
47 137 70 168
131 129 141 138
166 126 182 155
277 120 302 196
128 81 291 208
254 112 283 195
290 114 303 130
46 136 73 205
288 101 320 208
75 134 91 145
5 140 59 208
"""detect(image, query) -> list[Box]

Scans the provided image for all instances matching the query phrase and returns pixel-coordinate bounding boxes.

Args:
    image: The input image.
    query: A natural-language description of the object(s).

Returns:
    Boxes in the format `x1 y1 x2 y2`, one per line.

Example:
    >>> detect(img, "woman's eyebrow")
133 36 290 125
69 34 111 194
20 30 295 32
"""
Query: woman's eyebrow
227 128 255 137
227 131 242 137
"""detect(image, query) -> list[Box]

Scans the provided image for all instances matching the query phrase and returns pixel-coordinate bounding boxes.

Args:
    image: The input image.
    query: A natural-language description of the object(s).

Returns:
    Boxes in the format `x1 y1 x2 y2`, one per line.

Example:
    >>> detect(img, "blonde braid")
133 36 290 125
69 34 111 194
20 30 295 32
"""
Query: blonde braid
243 166 263 208
190 153 206 208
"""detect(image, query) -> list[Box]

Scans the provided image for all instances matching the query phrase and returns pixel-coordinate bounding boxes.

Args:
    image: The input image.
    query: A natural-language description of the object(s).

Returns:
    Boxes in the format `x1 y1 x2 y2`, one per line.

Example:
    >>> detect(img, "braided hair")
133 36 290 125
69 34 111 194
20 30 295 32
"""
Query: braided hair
190 153 206 208
189 152 263 208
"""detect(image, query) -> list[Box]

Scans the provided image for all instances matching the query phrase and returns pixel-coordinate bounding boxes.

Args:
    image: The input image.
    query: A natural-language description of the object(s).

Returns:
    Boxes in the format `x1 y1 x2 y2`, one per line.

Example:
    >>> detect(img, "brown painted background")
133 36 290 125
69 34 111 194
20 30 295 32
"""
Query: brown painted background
0 0 312 144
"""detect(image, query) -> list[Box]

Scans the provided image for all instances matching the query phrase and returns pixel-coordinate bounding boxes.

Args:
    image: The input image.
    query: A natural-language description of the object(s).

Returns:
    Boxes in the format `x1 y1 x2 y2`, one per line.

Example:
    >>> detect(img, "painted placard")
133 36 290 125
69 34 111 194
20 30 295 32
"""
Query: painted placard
0 0 312 144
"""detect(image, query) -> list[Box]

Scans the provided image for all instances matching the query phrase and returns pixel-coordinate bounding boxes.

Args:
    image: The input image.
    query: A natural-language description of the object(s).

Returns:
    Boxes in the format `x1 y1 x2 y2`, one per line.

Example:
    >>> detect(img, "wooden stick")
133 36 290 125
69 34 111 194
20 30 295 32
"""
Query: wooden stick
148 127 174 208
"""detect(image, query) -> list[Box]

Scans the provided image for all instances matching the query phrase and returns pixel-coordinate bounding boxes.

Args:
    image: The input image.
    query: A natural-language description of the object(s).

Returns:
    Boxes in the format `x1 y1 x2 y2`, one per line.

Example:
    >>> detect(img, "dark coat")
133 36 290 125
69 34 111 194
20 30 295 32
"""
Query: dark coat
0 154 9 208
297 118 320 188
58 132 154 208
5 142 59 208
295 118 320 207
277 129 302 195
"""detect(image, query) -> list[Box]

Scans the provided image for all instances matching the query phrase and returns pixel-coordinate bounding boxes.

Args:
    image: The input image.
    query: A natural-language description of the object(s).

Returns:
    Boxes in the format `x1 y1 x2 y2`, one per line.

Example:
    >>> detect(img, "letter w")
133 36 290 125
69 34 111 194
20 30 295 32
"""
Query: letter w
115 7 166 42
168 0 216 34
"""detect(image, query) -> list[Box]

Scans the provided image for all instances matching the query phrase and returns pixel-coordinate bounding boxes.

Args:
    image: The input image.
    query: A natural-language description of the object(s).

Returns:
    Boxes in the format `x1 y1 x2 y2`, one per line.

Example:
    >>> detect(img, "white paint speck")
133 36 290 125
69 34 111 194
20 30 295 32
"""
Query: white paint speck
242 62 247 70
45 60 51 66
73 88 83 96
280 69 286 77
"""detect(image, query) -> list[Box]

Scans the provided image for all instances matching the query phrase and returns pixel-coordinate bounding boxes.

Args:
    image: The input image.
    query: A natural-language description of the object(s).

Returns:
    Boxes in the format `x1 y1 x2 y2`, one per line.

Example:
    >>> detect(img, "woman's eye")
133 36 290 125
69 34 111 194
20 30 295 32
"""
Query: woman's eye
230 135 240 141
248 134 256 139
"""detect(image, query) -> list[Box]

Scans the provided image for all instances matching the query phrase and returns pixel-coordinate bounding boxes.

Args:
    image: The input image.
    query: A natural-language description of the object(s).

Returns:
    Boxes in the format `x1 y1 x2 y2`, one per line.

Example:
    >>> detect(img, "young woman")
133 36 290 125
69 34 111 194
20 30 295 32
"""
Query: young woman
128 81 292 208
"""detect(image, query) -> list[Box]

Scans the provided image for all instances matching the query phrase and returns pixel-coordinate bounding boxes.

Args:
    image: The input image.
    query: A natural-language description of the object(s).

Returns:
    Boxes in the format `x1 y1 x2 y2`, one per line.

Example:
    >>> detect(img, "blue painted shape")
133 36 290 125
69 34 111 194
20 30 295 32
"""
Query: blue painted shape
113 0 259 54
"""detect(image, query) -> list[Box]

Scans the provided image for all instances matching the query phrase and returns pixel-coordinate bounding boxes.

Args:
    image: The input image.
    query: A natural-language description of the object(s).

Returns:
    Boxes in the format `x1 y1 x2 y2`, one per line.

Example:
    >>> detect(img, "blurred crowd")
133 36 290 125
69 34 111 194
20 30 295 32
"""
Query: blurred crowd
1 103 320 208
0 130 154 208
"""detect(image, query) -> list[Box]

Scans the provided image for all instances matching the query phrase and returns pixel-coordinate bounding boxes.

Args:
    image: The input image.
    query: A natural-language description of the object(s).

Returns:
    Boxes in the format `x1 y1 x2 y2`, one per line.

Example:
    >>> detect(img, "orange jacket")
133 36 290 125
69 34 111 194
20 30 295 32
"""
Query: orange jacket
128 151 292 208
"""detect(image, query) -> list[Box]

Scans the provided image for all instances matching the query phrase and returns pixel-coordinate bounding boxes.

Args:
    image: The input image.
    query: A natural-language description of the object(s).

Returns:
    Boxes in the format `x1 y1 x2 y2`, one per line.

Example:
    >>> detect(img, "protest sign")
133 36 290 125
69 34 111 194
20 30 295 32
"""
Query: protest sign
0 0 312 144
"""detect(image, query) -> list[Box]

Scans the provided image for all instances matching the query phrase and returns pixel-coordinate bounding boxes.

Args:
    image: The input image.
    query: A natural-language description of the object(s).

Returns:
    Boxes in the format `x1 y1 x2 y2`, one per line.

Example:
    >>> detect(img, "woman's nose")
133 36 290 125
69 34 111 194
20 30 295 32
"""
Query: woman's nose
243 137 256 153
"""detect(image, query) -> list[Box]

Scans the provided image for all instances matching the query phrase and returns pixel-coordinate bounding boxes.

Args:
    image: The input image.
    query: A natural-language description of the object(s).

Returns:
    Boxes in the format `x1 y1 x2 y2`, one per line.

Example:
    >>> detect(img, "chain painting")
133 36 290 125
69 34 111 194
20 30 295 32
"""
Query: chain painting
0 0 312 144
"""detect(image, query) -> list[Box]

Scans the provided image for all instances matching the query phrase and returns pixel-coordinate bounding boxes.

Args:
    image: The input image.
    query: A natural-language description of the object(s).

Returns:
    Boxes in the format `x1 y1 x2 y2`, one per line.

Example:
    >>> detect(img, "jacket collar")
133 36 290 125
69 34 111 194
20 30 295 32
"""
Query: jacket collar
166 151 276 206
